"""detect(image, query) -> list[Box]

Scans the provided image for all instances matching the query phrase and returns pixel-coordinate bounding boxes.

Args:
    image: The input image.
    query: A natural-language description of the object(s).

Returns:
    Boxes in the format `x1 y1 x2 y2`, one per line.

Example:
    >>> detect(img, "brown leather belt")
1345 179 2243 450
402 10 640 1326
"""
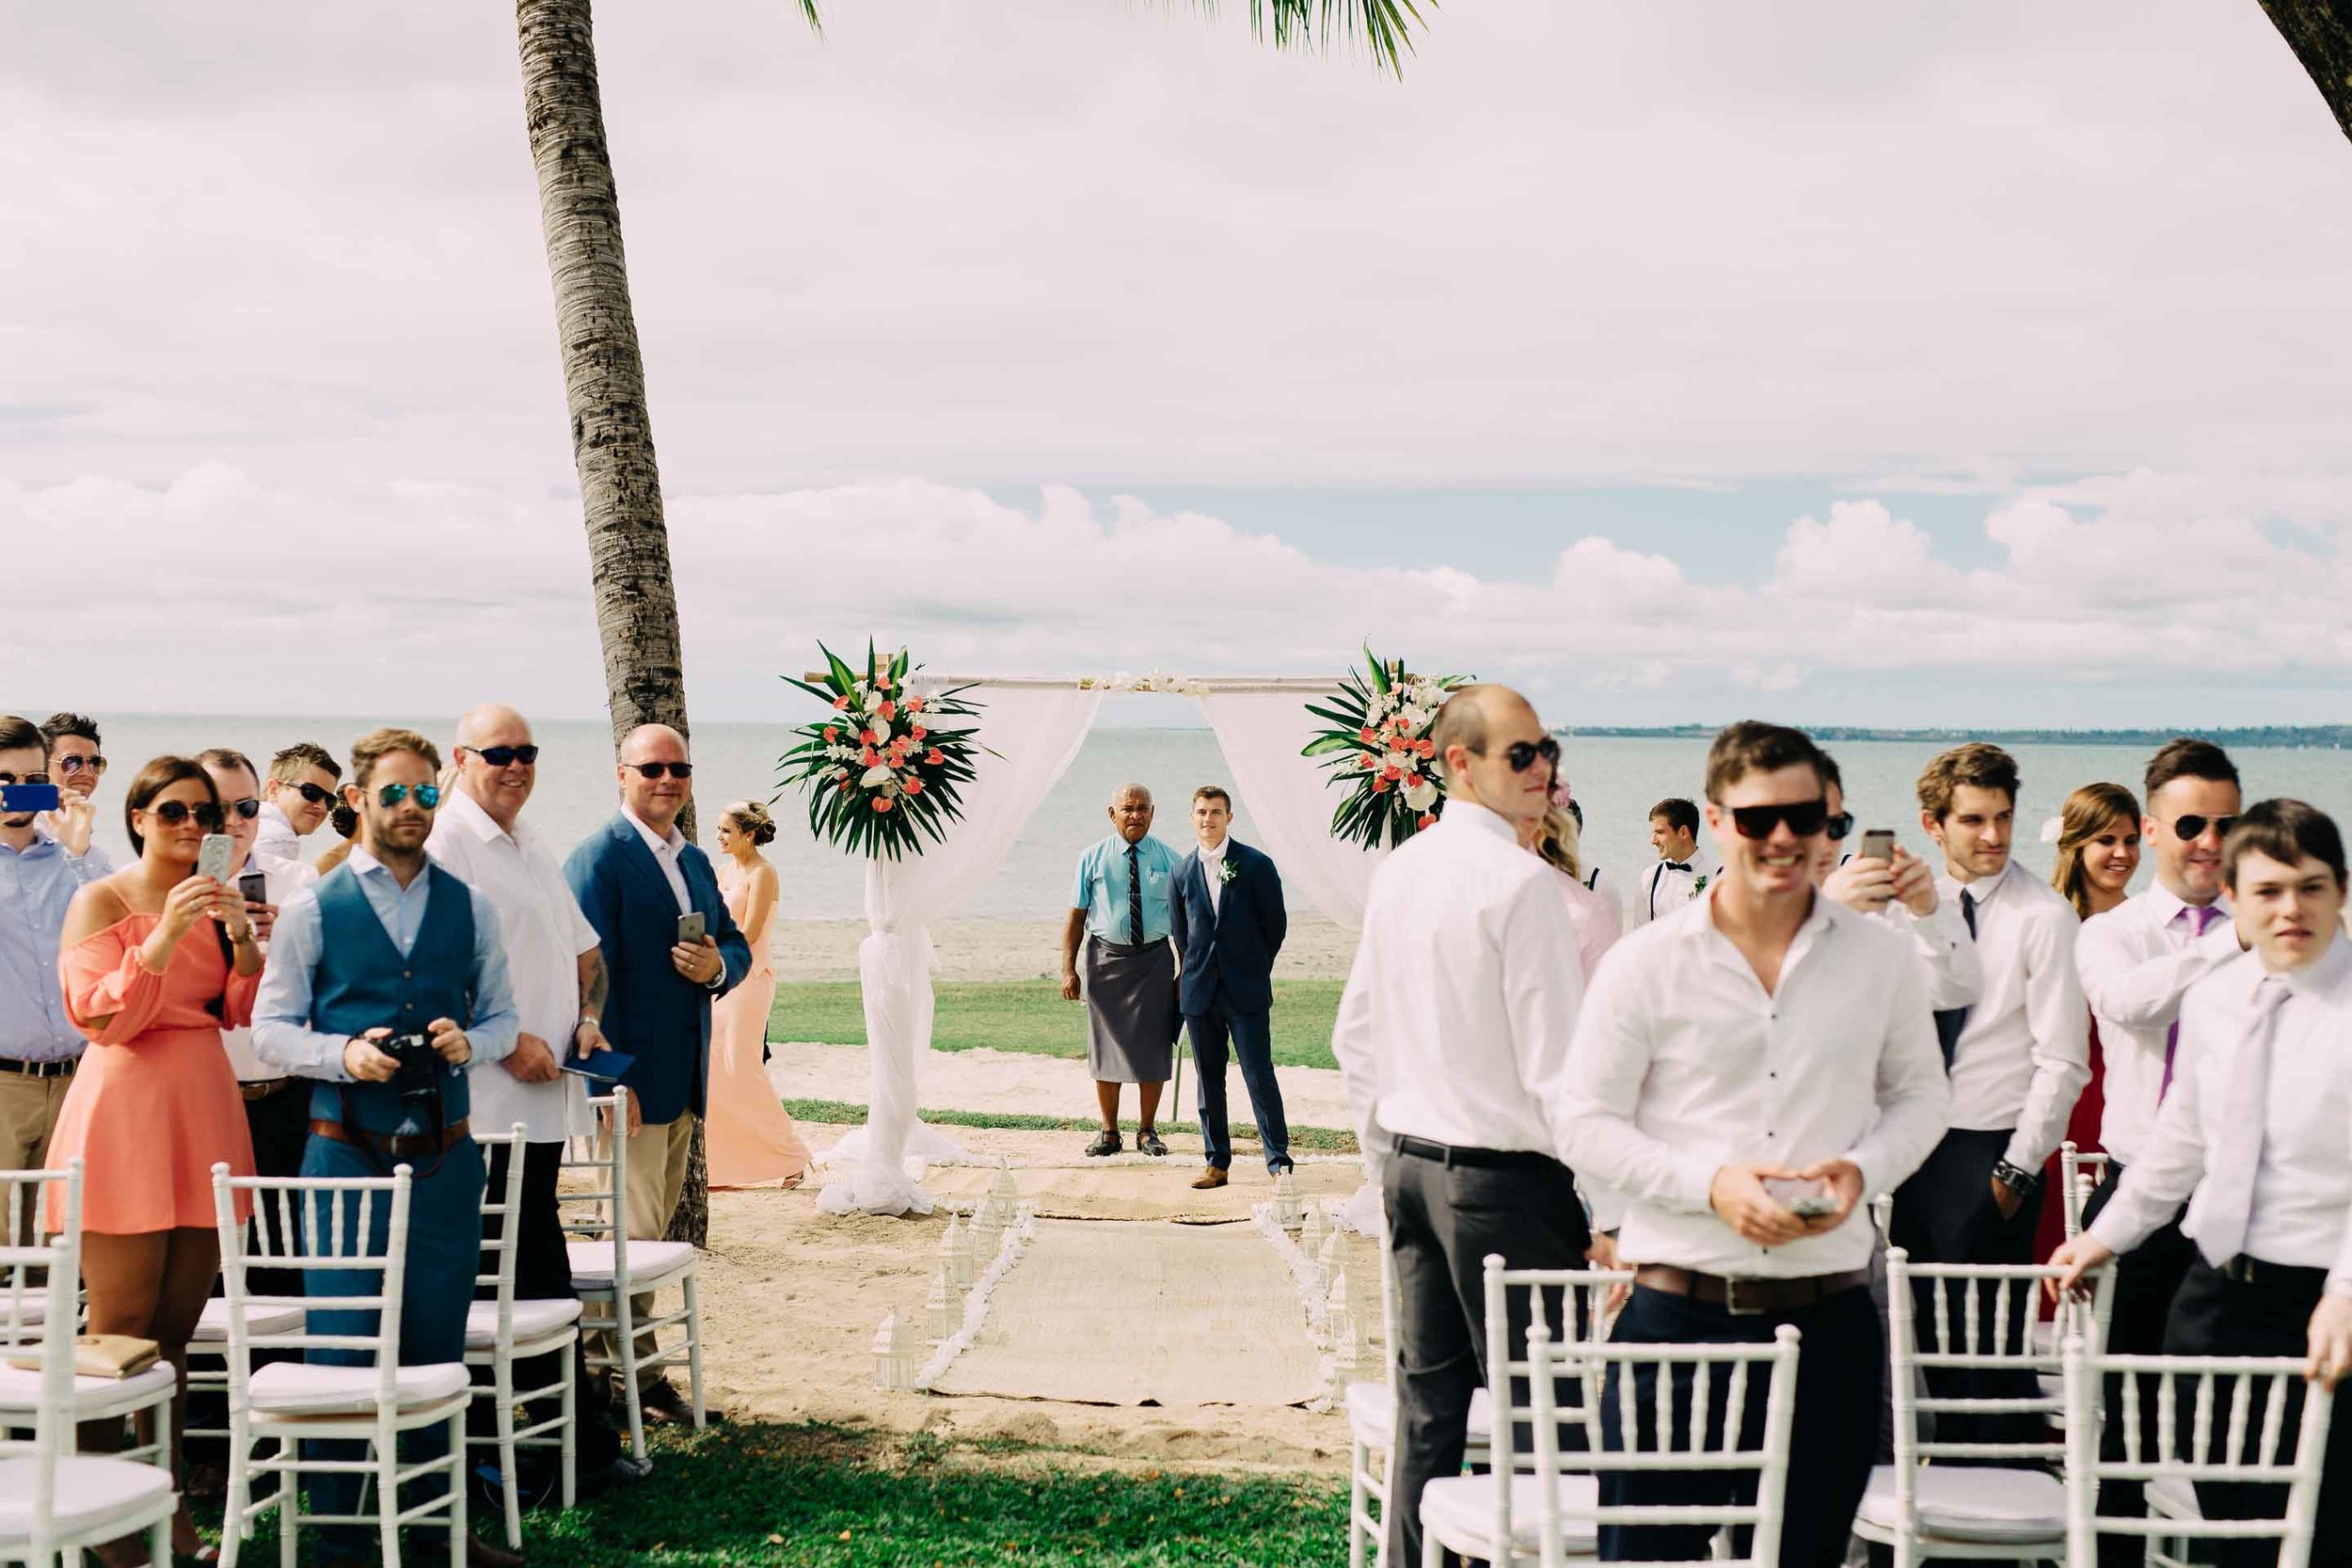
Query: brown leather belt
241 1078 294 1101
1633 1264 1870 1316
310 1117 470 1157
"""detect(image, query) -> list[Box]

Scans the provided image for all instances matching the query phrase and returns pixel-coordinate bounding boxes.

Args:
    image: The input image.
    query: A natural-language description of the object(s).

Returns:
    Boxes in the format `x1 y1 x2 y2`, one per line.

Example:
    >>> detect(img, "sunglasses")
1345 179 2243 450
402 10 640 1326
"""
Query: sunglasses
225 798 262 821
0 771 51 786
626 762 693 780
465 745 541 768
1825 811 1855 843
373 783 442 810
1729 799 1831 840
291 781 339 806
56 755 105 776
1480 736 1560 774
148 800 227 831
2171 814 2239 843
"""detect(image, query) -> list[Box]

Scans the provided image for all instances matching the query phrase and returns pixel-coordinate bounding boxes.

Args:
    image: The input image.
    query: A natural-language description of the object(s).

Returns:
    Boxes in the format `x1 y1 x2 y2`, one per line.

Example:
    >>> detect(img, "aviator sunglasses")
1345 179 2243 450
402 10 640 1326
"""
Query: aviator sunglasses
373 783 442 810
625 762 693 780
1729 798 1832 840
56 754 106 776
463 744 541 768
146 800 227 832
2171 814 2239 842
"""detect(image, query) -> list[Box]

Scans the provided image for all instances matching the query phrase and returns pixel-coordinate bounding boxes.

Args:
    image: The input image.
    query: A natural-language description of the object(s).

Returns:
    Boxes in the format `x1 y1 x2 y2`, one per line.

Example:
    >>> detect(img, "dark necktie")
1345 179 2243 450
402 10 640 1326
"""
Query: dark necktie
1127 843 1145 945
1931 888 1979 1070
2158 904 2223 1101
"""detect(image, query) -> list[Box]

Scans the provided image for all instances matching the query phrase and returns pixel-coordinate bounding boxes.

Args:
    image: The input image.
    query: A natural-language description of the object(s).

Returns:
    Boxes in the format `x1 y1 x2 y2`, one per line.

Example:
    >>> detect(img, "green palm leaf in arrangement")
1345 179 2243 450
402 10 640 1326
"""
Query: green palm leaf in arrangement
777 642 988 861
1302 645 1469 849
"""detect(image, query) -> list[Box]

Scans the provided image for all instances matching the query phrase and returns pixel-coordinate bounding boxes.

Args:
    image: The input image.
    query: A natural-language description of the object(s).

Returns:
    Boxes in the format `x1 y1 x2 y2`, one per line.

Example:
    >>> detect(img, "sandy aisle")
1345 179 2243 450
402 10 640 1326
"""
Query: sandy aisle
693 1125 1378 1475
772 914 1356 983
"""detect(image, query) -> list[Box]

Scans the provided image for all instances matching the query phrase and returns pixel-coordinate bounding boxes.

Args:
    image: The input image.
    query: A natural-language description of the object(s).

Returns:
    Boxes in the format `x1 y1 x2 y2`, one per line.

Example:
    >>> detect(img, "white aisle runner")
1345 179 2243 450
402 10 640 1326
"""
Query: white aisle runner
928 1218 1327 1407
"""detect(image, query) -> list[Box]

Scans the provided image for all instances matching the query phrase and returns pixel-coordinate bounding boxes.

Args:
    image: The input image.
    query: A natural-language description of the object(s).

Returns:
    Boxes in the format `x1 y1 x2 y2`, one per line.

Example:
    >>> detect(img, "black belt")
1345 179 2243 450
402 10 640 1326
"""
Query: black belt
2213 1254 2328 1291
1392 1134 1560 1172
0 1055 77 1079
1635 1264 1872 1316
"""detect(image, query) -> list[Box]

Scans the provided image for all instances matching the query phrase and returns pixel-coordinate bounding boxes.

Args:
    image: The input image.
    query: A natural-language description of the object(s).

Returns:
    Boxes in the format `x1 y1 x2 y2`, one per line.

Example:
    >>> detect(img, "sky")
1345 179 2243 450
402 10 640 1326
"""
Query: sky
6 0 2352 730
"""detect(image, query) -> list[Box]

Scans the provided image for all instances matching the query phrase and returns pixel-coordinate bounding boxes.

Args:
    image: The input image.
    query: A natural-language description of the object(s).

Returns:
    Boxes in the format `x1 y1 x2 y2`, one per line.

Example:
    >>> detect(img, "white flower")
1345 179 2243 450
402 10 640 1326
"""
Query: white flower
860 764 896 788
1404 779 1439 812
1384 750 1413 772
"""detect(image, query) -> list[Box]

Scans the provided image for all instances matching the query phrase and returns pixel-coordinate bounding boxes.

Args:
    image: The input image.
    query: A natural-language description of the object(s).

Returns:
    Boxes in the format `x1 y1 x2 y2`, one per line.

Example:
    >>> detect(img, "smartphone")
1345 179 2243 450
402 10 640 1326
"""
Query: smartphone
1764 1176 1836 1218
198 834 236 882
561 1047 636 1083
1858 829 1896 863
238 870 270 907
0 783 61 814
675 911 707 945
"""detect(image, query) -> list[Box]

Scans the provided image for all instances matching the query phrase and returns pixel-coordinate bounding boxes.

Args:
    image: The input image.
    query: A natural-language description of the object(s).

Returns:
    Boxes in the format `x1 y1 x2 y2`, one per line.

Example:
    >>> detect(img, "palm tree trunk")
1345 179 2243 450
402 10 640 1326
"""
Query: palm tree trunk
516 0 709 1247
2258 0 2352 143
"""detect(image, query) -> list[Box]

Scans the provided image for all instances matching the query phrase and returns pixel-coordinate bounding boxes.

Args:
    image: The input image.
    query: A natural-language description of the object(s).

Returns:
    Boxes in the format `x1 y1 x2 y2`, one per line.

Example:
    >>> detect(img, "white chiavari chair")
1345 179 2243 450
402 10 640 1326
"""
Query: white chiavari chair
464 1123 581 1548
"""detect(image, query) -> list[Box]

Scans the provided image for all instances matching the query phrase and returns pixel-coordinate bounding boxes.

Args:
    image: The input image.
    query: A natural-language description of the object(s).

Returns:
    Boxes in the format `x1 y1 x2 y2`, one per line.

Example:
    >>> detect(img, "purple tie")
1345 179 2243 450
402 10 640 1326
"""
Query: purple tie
2158 903 2223 1101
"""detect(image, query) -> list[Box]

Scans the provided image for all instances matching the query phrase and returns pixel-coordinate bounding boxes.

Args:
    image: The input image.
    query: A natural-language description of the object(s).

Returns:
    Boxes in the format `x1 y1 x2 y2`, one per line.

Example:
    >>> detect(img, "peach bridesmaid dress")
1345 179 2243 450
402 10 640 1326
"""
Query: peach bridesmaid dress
46 913 259 1233
705 861 810 1189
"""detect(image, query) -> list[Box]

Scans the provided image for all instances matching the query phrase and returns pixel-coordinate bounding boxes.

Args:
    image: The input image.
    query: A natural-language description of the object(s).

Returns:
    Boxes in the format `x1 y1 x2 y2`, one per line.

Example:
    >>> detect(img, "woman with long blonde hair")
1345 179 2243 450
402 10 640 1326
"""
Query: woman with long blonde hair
1518 784 1619 982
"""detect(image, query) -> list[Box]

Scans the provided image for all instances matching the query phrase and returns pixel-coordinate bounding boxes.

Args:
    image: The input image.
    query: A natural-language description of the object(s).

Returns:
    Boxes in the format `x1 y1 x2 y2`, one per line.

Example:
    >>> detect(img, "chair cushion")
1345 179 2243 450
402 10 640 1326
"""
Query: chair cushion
0 1454 175 1538
565 1240 694 1290
1857 1465 2067 1544
0 1360 177 1413
248 1359 471 1416
465 1297 584 1350
1344 1381 1493 1449
191 1299 307 1344
1418 1470 1601 1558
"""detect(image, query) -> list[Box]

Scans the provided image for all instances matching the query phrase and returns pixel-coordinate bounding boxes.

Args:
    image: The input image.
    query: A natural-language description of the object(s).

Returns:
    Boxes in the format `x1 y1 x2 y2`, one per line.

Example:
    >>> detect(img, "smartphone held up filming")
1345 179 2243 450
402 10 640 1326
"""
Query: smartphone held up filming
1858 829 1896 863
0 782 60 815
198 834 236 882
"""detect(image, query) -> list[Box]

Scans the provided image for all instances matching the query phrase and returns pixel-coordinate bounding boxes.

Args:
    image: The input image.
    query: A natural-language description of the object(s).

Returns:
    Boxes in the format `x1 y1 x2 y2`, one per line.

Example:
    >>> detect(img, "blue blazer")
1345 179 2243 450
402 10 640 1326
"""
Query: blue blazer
1168 839 1287 1017
563 814 752 1125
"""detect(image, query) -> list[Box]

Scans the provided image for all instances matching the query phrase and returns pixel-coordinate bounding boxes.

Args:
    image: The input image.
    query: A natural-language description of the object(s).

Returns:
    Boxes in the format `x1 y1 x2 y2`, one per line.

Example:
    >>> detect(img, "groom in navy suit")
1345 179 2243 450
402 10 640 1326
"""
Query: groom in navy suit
1169 784 1291 1190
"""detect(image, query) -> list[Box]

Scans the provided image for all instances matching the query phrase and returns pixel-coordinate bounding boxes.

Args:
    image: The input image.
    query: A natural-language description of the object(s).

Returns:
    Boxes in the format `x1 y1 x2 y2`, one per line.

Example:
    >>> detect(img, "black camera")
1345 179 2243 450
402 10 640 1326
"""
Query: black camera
380 1033 444 1105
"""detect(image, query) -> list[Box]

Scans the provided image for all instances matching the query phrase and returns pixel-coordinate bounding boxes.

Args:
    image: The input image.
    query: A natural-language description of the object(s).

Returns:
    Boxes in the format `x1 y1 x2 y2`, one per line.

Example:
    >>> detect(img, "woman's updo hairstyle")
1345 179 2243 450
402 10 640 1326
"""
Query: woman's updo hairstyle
725 800 778 847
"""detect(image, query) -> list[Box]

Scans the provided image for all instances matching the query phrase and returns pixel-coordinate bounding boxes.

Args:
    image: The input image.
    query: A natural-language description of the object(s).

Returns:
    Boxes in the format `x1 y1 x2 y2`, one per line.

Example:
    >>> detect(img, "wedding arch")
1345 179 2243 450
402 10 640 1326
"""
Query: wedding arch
808 671 1401 1218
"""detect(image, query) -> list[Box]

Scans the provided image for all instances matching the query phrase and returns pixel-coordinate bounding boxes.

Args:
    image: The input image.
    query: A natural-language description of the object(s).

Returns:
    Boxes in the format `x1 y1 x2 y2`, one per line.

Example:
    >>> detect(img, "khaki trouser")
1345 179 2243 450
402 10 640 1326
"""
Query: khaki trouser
591 1113 694 1393
0 1069 73 1244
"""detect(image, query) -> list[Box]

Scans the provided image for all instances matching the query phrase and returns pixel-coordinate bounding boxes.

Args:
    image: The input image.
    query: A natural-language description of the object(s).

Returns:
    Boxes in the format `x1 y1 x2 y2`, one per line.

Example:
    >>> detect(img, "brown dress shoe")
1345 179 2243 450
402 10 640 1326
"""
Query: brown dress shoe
1190 1166 1229 1190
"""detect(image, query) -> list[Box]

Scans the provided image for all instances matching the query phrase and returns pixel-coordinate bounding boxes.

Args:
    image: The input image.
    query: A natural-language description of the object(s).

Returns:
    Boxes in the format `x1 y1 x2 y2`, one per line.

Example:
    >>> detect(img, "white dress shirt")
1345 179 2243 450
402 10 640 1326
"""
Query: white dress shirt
1330 800 1587 1166
2088 940 2352 1295
219 849 317 1082
1562 889 1949 1275
1629 859 1707 927
623 806 693 915
1937 859 2090 1171
1200 840 1228 918
1878 897 1983 1014
2075 884 2243 1167
252 801 301 864
426 789 601 1141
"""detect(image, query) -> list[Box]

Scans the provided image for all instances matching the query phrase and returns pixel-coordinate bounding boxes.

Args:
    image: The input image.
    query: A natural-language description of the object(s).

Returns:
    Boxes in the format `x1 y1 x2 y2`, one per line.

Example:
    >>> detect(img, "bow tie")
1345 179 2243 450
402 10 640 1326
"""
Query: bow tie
1661 861 1693 873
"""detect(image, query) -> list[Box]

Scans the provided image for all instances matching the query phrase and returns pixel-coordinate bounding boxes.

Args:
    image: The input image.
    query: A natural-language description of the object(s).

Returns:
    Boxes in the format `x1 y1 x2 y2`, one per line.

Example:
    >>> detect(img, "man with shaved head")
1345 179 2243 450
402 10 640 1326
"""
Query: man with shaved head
1061 782 1182 1157
564 722 751 1436
1330 683 1596 1568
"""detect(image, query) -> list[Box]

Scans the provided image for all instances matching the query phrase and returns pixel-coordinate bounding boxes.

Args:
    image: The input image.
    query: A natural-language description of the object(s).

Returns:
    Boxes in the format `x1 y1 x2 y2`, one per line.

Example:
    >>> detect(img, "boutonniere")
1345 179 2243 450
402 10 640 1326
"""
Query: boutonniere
1692 873 1708 895
1214 857 1238 886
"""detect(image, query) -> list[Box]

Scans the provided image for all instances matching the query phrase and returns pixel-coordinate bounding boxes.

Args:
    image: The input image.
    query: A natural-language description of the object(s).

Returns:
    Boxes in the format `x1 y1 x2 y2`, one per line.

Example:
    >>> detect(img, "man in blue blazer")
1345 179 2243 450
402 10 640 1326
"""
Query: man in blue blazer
1169 784 1291 1189
563 722 751 1425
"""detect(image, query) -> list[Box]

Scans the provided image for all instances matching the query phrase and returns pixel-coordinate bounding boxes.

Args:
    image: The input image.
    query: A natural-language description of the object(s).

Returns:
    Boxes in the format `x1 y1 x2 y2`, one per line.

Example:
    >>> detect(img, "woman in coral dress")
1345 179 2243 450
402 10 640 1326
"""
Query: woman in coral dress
48 756 261 1560
704 801 811 1189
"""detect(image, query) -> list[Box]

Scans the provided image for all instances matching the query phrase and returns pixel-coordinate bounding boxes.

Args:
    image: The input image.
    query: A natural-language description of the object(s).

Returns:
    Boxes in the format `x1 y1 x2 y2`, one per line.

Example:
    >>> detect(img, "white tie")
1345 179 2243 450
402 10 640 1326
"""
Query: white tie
2196 975 2293 1269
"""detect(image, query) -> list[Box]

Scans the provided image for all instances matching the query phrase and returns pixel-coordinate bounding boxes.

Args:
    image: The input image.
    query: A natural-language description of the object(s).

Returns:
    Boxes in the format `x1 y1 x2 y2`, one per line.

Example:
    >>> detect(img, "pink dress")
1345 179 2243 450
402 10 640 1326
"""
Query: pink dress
1546 864 1622 984
47 914 258 1233
704 863 811 1190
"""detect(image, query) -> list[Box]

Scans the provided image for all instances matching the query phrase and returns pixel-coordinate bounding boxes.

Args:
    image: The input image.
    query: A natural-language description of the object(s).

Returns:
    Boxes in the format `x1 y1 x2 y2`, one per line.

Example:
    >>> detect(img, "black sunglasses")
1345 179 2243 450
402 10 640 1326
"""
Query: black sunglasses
373 783 442 809
149 800 227 832
465 745 541 768
292 782 338 806
626 762 693 780
1729 799 1831 840
1480 736 1560 774
225 798 262 821
1824 811 1855 843
0 771 51 786
2172 814 2239 843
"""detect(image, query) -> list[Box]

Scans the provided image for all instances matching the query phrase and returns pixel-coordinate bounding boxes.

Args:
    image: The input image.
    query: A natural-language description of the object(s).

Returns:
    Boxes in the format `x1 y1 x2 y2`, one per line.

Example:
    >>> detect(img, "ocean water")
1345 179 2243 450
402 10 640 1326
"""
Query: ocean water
56 715 2352 922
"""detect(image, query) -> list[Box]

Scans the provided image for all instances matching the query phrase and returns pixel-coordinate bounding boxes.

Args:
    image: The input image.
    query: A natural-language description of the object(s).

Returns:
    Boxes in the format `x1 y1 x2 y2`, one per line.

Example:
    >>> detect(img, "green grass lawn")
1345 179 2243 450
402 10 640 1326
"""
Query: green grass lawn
771 980 1343 1072
204 1424 1349 1566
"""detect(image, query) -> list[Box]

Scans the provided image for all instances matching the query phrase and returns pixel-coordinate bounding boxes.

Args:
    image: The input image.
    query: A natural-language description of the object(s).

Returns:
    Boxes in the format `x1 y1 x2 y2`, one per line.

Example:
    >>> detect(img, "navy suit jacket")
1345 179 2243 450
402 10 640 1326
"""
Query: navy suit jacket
563 813 752 1126
1169 839 1287 1017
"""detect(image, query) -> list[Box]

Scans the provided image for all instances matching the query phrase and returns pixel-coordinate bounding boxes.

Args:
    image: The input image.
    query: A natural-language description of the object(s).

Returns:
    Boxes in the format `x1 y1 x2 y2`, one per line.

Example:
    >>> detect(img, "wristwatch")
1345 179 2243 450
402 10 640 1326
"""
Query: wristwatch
1992 1159 2042 1198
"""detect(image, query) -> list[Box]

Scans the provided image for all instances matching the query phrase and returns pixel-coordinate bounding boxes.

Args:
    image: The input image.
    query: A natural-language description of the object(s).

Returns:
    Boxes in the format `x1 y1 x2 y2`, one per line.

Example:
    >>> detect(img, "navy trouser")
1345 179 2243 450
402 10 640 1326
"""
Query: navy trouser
302 1132 485 1558
1186 998 1289 1172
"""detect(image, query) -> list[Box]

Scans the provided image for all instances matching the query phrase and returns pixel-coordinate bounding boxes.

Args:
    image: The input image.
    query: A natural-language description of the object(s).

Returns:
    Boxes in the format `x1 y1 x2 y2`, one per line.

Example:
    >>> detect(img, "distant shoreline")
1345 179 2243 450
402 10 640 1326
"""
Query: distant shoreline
1560 724 2352 749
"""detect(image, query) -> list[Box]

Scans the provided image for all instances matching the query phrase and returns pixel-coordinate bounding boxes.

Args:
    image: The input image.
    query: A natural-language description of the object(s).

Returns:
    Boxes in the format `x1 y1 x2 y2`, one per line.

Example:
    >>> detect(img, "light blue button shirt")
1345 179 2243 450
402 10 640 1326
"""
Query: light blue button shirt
1071 833 1181 945
252 847 520 1082
0 832 90 1062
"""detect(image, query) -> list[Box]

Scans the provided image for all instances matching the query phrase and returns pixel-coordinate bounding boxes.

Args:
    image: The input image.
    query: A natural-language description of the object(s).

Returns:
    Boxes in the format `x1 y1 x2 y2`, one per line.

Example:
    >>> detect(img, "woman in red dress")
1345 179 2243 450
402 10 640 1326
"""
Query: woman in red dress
2036 782 2140 1260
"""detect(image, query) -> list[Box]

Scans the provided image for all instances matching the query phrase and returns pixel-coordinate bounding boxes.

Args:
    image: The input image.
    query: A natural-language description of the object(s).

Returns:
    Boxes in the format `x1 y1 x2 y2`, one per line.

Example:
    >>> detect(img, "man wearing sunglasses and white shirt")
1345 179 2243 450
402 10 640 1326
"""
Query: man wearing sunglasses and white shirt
2069 737 2247 1561
1331 685 1592 1568
1561 721 1948 1568
254 741 344 864
37 711 111 875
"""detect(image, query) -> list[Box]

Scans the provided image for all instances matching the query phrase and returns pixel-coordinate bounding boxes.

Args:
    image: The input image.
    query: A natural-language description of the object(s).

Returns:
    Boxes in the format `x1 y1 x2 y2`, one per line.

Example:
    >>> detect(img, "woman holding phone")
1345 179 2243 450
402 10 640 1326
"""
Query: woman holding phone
45 755 262 1563
704 800 811 1188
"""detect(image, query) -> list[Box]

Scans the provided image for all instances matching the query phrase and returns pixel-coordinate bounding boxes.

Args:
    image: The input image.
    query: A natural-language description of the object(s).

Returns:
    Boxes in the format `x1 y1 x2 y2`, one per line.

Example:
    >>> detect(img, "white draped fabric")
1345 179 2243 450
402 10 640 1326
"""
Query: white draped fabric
817 684 1104 1216
1195 690 1391 1230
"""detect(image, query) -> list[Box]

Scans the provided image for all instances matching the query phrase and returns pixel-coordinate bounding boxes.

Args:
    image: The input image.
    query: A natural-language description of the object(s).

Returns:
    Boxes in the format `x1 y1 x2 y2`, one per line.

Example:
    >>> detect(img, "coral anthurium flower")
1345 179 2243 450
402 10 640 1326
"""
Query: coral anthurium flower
910 726 927 740
1418 814 1437 829
1372 775 1392 793
877 700 897 721
823 726 839 743
832 695 851 711
903 776 925 795
872 796 893 812
926 748 945 765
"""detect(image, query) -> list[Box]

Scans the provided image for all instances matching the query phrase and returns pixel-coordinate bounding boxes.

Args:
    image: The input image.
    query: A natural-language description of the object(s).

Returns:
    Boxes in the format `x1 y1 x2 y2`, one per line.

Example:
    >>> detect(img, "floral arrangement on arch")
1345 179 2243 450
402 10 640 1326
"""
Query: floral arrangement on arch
1301 646 1470 849
778 642 985 861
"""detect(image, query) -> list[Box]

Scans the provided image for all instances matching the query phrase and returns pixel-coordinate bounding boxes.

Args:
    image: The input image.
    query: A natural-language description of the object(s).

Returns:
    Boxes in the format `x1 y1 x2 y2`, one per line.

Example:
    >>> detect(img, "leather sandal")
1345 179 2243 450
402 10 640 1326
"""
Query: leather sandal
1084 1129 1122 1157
